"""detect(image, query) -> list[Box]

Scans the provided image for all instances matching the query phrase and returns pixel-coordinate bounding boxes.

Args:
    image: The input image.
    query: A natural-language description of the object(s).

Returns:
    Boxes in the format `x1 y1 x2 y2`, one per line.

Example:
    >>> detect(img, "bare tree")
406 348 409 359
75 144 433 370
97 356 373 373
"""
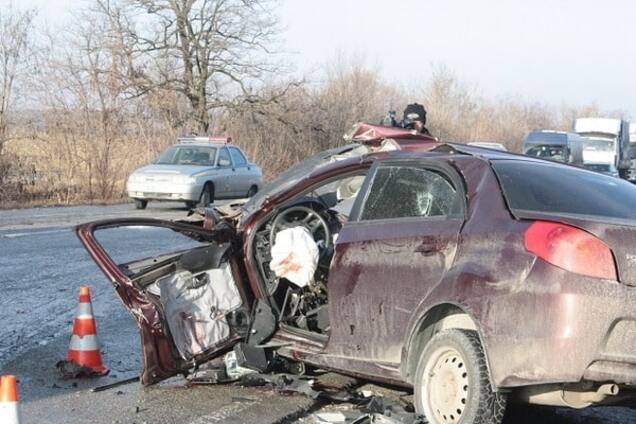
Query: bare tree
0 6 36 155
34 12 131 202
95 0 285 134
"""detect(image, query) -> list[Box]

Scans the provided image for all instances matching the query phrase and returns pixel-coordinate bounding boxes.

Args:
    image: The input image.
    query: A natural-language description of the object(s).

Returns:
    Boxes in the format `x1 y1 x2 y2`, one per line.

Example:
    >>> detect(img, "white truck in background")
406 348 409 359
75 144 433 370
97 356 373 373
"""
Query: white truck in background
574 117 633 180
631 122 636 141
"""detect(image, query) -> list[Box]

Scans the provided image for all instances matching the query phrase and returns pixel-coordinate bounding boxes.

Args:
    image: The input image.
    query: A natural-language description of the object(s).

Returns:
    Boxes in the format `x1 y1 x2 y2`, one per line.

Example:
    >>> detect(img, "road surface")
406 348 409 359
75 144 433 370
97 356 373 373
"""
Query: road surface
1 202 635 423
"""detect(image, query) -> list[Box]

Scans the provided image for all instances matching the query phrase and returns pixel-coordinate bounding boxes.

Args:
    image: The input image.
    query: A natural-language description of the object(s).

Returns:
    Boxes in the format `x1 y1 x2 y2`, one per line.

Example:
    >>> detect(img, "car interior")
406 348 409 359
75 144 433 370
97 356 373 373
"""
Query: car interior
251 171 368 336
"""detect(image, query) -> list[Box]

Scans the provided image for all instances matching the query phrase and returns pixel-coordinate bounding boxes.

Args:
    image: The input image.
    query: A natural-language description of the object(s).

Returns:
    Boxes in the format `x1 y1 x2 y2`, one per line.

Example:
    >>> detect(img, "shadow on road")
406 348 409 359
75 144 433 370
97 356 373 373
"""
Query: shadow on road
504 402 636 424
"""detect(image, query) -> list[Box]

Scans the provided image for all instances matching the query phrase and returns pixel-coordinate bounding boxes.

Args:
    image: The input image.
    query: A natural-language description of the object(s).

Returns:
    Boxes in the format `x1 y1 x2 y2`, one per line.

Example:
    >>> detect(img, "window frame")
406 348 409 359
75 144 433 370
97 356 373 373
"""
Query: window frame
348 159 466 224
229 147 248 166
216 147 232 167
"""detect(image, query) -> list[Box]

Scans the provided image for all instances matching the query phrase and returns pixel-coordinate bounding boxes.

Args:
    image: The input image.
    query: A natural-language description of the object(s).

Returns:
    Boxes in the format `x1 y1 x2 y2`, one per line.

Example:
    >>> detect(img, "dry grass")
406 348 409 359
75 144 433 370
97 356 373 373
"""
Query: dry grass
0 66 620 208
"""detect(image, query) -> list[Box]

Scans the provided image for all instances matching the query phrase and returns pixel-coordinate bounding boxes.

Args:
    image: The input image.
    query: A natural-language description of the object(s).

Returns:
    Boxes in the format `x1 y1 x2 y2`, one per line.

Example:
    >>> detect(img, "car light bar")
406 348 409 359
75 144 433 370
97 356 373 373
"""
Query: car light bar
524 221 617 281
177 136 232 144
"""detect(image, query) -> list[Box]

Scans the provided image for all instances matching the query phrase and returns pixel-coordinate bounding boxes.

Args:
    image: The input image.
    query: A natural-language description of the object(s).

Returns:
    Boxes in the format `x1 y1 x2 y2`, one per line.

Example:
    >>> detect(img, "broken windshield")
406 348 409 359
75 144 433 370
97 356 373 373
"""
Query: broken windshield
240 144 364 217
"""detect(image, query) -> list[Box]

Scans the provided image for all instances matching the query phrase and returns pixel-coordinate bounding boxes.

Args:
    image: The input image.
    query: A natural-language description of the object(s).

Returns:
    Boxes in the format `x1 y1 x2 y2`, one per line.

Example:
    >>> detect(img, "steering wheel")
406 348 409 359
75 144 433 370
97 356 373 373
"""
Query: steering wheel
269 206 332 249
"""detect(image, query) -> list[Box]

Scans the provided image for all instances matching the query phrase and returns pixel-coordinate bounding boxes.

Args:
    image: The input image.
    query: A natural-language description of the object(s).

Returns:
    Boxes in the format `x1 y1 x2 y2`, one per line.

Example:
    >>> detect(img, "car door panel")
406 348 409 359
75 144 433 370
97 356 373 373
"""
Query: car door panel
245 163 262 192
324 160 465 366
228 147 250 195
216 147 233 197
76 218 251 385
326 219 461 363
229 166 244 197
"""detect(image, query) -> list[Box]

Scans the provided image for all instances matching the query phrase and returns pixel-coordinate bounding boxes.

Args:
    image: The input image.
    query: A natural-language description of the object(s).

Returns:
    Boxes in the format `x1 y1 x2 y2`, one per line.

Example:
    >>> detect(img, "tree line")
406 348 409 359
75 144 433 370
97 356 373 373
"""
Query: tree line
0 1 625 207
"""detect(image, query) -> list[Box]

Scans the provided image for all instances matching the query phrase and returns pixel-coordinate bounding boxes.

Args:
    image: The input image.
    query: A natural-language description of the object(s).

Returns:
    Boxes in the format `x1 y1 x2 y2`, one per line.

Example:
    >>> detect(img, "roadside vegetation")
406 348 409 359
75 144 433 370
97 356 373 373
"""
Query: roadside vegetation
0 1 626 208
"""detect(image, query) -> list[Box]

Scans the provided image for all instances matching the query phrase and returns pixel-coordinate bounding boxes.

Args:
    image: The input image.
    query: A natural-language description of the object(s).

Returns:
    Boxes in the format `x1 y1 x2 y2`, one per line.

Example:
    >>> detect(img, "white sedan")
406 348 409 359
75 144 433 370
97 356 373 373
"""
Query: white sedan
127 138 262 209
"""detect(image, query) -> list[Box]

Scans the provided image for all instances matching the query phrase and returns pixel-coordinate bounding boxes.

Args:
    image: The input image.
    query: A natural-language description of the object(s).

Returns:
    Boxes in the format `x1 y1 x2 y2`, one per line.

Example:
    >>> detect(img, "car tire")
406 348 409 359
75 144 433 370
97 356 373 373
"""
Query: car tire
198 183 214 207
134 199 148 210
414 329 506 424
247 185 258 198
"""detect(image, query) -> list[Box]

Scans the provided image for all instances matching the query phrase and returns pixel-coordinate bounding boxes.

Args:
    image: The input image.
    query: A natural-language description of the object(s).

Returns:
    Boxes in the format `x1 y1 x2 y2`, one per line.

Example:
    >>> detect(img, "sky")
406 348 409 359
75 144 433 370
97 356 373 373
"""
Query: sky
13 0 636 117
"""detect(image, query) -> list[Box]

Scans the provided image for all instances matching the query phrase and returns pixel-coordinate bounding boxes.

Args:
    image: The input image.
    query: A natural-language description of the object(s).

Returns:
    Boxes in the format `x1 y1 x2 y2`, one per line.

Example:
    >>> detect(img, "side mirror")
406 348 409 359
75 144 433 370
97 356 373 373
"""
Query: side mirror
218 159 231 167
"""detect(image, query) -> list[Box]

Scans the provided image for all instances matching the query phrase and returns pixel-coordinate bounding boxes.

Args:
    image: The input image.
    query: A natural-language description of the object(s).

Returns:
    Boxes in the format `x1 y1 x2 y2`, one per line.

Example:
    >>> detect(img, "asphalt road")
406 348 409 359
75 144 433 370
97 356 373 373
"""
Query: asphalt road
1 201 636 423
0 201 351 424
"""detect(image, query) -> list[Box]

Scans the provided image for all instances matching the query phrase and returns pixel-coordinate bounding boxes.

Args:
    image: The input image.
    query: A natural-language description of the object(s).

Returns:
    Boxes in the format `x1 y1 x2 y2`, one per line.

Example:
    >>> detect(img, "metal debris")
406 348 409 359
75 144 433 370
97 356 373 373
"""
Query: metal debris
184 350 425 424
90 376 139 393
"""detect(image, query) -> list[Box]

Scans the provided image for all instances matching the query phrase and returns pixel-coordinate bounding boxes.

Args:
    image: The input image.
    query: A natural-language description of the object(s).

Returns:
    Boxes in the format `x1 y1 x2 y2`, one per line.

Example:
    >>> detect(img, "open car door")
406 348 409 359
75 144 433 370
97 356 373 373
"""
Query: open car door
76 218 252 385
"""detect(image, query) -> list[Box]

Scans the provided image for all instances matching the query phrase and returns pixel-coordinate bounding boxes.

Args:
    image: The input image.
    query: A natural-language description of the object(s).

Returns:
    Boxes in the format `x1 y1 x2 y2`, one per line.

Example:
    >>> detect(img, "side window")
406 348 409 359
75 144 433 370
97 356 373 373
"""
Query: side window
359 165 460 221
229 148 247 166
217 147 231 167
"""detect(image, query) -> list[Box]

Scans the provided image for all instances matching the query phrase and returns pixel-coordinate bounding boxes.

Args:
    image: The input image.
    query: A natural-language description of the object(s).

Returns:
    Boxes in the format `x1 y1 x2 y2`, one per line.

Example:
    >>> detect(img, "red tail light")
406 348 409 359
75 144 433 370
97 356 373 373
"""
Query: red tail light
524 221 617 280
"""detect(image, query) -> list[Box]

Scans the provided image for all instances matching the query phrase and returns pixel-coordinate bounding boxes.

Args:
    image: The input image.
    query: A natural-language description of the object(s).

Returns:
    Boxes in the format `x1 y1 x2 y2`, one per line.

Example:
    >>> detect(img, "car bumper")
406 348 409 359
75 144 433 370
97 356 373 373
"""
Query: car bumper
127 181 203 202
482 260 636 388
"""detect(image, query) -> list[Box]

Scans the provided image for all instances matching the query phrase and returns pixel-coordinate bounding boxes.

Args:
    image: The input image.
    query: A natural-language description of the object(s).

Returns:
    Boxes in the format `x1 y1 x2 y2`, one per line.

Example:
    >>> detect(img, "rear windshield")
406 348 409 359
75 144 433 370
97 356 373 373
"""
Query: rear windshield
492 160 636 221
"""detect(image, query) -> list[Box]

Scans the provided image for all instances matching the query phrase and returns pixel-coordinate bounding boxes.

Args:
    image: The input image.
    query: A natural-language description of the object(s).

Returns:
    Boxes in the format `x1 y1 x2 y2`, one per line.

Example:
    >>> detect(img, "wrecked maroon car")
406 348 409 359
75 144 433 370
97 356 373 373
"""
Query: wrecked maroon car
77 126 636 424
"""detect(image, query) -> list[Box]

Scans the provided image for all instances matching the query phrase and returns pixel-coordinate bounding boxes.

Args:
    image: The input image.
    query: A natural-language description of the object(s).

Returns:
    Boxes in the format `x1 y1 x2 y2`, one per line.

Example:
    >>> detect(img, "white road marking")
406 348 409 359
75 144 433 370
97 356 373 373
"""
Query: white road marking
189 400 255 424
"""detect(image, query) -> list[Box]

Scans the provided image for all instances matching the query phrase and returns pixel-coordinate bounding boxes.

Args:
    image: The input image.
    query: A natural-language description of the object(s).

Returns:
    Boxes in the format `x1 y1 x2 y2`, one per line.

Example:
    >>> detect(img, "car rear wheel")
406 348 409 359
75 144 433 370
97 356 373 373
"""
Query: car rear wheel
134 199 148 210
247 185 258 198
414 329 506 424
198 183 214 207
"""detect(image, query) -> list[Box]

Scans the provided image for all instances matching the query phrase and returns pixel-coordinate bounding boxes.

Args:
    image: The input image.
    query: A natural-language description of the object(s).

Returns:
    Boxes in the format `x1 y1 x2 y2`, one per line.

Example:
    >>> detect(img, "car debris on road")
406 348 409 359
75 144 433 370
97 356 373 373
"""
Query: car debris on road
186 349 425 424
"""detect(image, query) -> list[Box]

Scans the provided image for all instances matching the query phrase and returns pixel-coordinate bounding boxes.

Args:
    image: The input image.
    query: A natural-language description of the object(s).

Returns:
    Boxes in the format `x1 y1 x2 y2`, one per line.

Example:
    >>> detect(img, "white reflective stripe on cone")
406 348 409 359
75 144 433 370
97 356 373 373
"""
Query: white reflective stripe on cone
69 334 99 351
0 402 20 424
76 302 94 317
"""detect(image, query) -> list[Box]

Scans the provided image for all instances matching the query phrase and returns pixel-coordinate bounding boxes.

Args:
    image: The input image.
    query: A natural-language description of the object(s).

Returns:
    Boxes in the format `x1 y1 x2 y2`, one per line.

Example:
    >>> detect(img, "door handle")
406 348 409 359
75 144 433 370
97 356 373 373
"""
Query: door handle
415 243 439 256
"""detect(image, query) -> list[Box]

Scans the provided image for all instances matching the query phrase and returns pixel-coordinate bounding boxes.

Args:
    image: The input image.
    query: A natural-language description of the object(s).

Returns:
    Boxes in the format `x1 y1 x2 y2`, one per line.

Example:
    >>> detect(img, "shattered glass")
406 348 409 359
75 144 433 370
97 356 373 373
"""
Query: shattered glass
359 166 458 220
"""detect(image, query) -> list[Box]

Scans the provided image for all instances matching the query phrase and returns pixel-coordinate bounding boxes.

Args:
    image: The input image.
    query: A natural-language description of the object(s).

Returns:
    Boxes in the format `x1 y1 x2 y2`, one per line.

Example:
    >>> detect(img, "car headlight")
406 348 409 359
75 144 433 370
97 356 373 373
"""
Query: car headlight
128 173 143 183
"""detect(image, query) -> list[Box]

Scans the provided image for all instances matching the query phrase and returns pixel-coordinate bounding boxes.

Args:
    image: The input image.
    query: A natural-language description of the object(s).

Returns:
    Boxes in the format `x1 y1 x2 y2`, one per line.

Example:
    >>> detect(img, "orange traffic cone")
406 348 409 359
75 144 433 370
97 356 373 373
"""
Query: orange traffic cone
65 286 109 376
0 375 20 424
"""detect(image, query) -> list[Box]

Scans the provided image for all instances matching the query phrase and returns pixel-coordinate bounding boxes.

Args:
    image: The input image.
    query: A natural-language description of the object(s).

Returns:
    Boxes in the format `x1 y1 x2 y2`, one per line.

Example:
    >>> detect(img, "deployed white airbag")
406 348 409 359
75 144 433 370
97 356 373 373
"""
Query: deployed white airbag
158 263 242 361
269 226 319 288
